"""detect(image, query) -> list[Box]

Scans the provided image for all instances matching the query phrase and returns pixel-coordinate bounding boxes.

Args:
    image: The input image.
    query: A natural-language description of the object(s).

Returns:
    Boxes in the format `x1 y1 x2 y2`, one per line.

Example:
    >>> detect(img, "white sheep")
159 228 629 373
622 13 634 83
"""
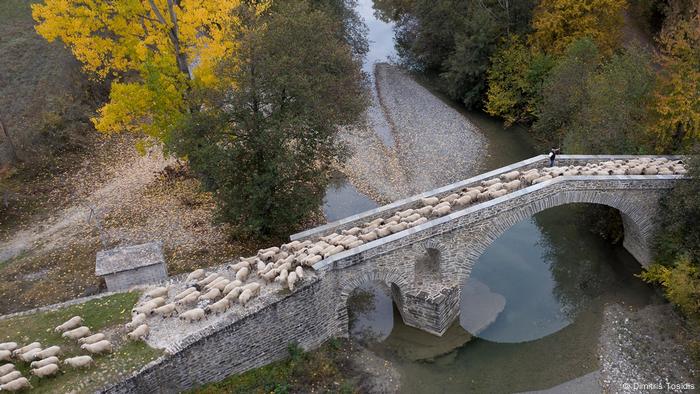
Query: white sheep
532 175 553 184
206 298 230 315
81 340 112 354
242 282 262 296
359 231 378 242
259 250 277 261
287 271 299 291
385 215 401 224
626 166 644 175
19 348 42 362
0 377 32 391
409 217 428 227
338 235 359 248
415 205 433 216
203 276 226 290
154 303 178 318
481 178 500 187
503 179 521 191
13 342 41 357
0 371 21 385
79 333 106 345
236 266 250 282
54 316 82 333
228 261 250 272
276 269 289 284
223 280 244 294
197 273 219 287
186 268 205 282
323 245 345 258
295 266 304 279
0 364 16 376
304 255 323 266
35 346 61 359
376 227 392 237
256 260 266 272
225 287 244 301
489 189 508 198
281 240 301 252
133 301 158 315
258 262 274 276
366 217 384 228
520 172 540 184
420 196 439 206
432 205 451 217
440 193 460 204
0 342 17 352
453 194 473 207
643 166 659 175
262 269 279 283
180 308 206 323
127 324 150 341
401 213 422 223
499 170 520 182
239 289 253 305
257 246 280 256
63 355 94 368
342 227 362 236
199 288 221 302
174 287 196 301
145 286 170 299
0 350 11 362
389 222 409 233
125 313 147 331
31 356 59 369
346 240 364 249
31 363 59 378
208 279 231 292
178 292 201 309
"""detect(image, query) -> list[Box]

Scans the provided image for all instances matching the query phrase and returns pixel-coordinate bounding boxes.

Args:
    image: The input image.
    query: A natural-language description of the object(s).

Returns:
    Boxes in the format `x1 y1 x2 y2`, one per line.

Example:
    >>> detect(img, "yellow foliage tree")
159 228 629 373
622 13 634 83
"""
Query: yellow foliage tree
32 0 260 140
648 6 700 152
530 0 627 55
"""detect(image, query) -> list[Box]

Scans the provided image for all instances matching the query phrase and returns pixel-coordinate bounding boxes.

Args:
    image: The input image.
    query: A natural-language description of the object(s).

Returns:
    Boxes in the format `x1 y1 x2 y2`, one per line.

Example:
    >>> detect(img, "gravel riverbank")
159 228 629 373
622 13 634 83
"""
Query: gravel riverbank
340 63 487 202
599 303 697 393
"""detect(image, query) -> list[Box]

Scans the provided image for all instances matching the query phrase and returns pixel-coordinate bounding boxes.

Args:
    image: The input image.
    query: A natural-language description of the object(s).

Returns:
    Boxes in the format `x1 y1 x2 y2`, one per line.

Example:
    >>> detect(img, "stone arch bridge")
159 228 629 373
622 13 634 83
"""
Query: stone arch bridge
291 155 685 336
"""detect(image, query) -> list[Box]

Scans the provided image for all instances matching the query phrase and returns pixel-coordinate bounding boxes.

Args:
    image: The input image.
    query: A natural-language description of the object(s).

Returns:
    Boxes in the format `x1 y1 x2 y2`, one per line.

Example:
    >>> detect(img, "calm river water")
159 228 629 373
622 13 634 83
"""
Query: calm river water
323 1 661 392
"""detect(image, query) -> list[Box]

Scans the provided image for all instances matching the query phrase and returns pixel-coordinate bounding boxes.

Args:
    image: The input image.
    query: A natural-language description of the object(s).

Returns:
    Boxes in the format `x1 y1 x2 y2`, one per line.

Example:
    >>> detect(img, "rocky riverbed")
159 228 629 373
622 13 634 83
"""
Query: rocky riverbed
340 63 487 202
599 303 697 393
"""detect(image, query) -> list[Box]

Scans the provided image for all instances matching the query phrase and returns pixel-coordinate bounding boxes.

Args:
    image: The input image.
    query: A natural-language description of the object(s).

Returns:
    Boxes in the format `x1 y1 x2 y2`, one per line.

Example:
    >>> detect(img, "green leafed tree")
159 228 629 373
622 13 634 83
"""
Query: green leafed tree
168 1 367 238
484 35 554 126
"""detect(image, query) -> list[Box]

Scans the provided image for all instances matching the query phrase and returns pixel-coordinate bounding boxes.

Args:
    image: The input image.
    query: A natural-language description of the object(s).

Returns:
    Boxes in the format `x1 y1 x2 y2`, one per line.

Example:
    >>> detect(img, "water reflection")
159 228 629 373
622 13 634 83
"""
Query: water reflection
347 203 659 391
356 0 397 74
322 174 379 222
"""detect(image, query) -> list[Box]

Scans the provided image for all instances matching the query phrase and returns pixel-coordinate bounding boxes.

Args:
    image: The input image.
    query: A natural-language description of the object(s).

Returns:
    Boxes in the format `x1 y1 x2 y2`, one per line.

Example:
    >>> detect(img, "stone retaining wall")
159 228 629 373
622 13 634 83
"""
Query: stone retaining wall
100 277 337 393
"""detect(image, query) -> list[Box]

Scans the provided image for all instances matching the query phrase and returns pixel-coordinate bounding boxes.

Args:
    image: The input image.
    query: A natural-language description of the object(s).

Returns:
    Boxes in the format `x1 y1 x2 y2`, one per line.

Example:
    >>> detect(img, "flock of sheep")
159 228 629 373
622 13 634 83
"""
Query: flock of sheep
128 157 686 339
0 316 111 391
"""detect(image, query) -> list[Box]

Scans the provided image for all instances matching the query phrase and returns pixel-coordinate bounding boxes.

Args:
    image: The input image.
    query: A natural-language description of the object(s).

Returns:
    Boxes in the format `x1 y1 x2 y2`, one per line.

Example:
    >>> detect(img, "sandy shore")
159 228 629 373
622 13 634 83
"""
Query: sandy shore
340 63 487 203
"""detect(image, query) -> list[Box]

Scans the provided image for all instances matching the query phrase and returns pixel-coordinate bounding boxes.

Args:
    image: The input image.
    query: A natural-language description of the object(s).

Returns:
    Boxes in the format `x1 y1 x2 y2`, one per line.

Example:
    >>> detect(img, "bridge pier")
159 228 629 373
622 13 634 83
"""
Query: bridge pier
397 285 461 336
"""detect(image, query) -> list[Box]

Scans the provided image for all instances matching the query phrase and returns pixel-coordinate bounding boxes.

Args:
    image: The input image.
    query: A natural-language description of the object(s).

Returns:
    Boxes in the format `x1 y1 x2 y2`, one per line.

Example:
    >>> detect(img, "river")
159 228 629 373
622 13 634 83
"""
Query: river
323 1 662 392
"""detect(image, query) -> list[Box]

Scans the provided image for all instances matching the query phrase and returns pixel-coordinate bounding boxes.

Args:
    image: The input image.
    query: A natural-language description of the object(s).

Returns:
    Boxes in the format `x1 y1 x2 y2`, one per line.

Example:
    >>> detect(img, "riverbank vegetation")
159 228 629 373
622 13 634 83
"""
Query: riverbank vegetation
373 0 699 154
192 340 358 393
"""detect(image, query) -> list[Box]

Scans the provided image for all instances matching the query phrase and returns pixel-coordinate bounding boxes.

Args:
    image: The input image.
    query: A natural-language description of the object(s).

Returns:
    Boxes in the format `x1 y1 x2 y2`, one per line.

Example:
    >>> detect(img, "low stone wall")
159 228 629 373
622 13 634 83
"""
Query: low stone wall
100 277 338 393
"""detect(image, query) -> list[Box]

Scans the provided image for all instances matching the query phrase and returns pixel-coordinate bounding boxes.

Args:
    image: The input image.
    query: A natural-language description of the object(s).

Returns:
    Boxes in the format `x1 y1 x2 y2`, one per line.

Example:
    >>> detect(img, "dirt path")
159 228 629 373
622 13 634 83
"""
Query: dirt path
0 147 171 264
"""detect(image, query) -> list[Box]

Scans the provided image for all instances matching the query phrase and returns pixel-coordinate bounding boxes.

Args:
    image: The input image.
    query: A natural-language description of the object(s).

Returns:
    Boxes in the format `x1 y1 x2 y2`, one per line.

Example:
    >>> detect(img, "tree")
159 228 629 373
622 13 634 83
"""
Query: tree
532 38 600 147
169 1 367 238
564 46 656 153
647 3 700 153
484 35 553 126
32 0 254 140
530 0 627 55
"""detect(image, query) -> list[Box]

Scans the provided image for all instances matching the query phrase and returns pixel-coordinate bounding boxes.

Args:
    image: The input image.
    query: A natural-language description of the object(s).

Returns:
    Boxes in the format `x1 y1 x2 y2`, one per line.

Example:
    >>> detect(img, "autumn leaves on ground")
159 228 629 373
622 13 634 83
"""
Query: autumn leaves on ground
0 2 257 316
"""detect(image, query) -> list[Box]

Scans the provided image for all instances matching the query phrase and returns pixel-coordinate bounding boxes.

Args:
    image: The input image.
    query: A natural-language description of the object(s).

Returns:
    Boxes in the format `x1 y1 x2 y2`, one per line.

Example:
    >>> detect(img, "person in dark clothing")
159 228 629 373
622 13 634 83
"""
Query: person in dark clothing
549 148 560 167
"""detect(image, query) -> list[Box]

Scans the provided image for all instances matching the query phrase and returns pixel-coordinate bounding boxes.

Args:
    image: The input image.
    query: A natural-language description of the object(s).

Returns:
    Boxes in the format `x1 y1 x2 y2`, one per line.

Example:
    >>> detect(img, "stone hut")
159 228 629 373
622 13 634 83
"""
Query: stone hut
95 241 168 292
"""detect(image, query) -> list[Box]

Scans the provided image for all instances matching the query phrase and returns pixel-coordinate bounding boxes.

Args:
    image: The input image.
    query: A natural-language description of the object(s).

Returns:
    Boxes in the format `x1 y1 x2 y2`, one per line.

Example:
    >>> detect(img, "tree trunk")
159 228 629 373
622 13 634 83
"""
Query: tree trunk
0 116 19 163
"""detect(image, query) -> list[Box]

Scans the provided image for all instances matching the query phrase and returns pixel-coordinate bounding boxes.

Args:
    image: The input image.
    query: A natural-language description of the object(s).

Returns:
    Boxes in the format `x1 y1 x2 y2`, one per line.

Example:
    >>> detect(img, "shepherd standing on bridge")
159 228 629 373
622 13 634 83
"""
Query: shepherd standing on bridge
549 148 560 167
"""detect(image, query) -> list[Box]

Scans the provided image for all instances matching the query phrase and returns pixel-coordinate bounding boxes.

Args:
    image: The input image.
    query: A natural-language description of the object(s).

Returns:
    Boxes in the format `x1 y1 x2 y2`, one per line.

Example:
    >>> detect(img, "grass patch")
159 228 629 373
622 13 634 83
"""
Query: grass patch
0 292 162 393
191 340 358 394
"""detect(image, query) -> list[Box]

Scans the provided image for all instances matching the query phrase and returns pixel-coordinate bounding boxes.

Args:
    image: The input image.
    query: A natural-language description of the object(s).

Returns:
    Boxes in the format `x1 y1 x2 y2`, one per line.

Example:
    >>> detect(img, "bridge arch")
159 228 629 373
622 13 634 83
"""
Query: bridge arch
447 188 660 287
336 270 412 336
